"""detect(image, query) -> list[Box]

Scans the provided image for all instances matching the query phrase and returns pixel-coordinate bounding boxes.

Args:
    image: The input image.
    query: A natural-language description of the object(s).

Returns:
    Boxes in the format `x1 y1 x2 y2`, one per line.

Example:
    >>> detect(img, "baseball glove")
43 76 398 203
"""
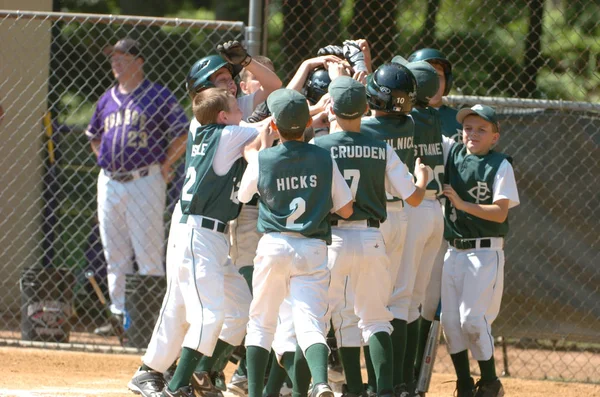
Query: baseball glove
317 45 344 58
343 40 368 73
217 40 252 67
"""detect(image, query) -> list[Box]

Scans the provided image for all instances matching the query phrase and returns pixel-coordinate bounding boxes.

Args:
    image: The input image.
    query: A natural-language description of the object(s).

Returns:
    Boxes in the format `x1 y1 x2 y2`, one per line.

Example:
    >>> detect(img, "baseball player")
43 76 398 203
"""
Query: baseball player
155 87 274 397
359 61 418 396
442 105 519 397
183 48 282 396
237 88 354 397
406 48 462 380
86 38 189 335
128 48 272 395
408 49 462 142
313 76 429 397
384 57 455 394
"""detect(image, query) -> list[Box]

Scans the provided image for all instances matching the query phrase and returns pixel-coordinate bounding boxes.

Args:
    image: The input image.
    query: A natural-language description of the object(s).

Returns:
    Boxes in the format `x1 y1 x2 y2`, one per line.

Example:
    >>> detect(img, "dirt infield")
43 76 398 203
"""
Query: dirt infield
2 347 599 397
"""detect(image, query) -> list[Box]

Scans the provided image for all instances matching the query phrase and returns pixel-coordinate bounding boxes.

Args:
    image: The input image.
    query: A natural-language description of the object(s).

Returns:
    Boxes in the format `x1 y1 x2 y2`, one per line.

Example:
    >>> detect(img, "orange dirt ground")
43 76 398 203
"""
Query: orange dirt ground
2 346 599 397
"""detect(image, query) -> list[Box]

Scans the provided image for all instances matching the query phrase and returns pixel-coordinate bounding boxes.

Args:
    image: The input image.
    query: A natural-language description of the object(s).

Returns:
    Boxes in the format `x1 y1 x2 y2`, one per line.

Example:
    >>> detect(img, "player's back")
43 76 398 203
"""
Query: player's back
256 141 334 243
314 131 387 222
412 106 445 199
181 123 245 223
361 114 415 166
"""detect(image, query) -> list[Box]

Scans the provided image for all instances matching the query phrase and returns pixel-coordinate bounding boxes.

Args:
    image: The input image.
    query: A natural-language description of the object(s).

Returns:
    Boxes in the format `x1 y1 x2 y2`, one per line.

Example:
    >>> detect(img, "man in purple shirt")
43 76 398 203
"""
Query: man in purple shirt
86 38 188 335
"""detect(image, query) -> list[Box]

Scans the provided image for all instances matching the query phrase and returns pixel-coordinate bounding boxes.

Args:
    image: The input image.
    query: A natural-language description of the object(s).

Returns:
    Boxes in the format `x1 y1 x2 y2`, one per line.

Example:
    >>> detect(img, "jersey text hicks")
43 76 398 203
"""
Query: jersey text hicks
276 175 318 192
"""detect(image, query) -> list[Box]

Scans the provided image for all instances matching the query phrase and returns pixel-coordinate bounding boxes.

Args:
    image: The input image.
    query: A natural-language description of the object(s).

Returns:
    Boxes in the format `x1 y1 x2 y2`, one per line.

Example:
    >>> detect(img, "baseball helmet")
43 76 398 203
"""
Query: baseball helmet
366 62 417 115
186 54 242 95
304 67 331 105
405 61 440 106
408 48 453 95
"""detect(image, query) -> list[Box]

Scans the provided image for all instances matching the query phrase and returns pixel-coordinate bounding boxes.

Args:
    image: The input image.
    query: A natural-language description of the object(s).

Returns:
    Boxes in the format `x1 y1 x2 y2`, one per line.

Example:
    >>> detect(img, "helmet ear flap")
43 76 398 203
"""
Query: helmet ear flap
444 71 453 95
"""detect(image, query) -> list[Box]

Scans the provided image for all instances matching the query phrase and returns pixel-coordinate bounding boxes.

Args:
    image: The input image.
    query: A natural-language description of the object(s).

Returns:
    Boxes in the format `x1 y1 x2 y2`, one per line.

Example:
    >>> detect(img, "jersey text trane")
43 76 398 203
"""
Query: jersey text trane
277 175 318 192
330 145 386 159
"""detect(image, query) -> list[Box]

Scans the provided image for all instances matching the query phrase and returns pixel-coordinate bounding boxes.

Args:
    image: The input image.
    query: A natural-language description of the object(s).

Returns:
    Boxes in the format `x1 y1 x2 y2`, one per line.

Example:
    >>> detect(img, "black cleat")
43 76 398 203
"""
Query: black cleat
162 386 194 397
128 367 166 397
191 371 224 397
474 378 504 397
309 383 335 397
455 377 475 397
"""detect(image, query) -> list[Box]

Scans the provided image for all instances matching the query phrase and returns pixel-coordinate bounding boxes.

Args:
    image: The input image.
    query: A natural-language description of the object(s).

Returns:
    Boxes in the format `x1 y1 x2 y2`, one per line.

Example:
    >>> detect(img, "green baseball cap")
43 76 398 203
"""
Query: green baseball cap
329 76 367 119
457 104 500 130
267 88 310 134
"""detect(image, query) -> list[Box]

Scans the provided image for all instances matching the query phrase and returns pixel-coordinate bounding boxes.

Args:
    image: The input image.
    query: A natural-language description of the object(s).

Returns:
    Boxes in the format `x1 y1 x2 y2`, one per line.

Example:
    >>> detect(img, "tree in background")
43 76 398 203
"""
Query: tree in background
519 0 545 98
419 0 440 49
349 0 398 66
281 0 312 72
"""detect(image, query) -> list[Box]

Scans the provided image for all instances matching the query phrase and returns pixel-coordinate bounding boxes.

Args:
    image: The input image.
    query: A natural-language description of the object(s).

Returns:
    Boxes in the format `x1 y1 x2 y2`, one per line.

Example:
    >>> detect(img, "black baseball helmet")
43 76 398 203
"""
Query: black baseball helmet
304 67 331 105
366 63 417 115
186 54 242 95
406 61 440 106
408 48 453 95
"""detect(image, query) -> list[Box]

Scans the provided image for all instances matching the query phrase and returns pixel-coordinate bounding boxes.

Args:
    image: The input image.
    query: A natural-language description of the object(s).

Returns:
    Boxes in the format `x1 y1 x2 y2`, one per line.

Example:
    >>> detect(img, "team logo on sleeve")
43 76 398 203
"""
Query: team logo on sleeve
468 181 491 203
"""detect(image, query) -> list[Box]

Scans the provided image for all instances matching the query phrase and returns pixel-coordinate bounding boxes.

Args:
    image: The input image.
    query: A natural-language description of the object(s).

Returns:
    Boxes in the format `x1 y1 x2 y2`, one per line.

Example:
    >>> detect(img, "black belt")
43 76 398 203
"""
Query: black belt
330 219 380 228
106 168 150 183
179 215 228 233
200 217 227 233
450 238 491 250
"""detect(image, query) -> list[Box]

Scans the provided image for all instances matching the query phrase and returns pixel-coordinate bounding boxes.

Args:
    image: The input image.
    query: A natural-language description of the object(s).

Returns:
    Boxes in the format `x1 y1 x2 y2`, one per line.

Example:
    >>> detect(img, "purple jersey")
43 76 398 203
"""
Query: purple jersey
85 79 188 172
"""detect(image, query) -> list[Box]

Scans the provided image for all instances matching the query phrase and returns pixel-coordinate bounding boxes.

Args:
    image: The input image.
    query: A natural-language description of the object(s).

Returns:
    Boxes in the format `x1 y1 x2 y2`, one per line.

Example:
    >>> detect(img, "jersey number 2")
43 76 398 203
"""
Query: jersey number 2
286 197 306 230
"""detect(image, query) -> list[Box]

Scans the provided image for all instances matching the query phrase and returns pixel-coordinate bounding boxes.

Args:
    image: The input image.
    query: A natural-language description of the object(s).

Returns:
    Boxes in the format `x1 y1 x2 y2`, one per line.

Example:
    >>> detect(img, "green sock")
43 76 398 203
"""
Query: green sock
368 332 394 393
363 345 377 393
213 344 237 372
247 346 270 397
450 350 471 381
263 352 289 396
168 347 203 391
414 317 432 377
293 345 312 397
390 318 407 386
281 351 296 384
195 339 233 372
339 346 363 394
403 320 420 385
478 357 497 382
236 356 248 377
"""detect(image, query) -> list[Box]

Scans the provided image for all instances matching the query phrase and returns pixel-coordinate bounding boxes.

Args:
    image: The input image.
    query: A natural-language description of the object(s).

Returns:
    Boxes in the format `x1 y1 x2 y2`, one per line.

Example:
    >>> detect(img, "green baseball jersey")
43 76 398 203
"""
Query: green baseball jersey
314 131 387 222
444 143 512 240
180 124 244 223
438 105 463 142
411 106 445 196
256 141 334 243
360 115 414 203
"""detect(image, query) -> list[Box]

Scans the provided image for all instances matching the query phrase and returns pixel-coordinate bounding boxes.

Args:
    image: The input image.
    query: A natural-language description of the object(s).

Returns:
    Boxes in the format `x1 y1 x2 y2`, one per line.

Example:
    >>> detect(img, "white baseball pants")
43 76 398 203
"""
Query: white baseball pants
441 243 505 361
97 166 166 315
142 207 251 371
246 233 330 354
388 199 443 323
328 223 393 347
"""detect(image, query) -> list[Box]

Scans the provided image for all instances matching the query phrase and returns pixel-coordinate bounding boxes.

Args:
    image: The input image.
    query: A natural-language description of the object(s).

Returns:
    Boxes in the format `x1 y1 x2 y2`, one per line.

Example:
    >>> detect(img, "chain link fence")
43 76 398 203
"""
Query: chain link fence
0 9 244 351
0 0 599 385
